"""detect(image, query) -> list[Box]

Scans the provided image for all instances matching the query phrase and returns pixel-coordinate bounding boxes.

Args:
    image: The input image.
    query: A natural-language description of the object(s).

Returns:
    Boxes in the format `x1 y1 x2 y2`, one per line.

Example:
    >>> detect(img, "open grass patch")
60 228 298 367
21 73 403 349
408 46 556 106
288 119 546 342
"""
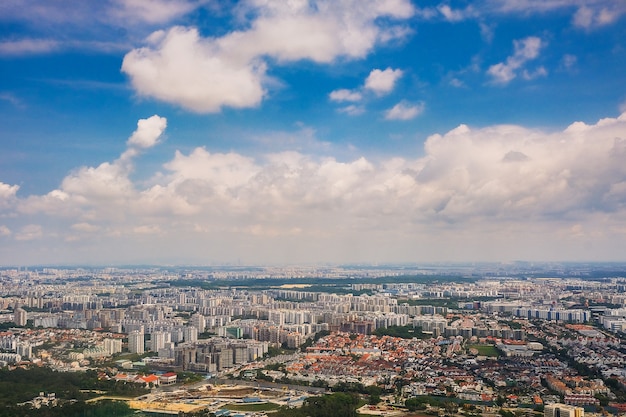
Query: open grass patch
467 344 500 357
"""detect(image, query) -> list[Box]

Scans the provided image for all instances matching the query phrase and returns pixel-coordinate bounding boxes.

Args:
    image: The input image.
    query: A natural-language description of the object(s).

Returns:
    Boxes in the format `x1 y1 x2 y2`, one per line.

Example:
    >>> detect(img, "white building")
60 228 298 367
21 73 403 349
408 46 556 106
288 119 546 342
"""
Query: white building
104 338 123 355
128 330 144 354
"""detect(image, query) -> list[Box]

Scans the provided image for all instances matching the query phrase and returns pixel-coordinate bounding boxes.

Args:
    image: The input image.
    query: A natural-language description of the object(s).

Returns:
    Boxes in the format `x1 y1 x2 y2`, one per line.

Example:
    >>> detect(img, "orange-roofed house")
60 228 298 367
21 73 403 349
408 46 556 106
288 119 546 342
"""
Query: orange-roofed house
138 374 160 387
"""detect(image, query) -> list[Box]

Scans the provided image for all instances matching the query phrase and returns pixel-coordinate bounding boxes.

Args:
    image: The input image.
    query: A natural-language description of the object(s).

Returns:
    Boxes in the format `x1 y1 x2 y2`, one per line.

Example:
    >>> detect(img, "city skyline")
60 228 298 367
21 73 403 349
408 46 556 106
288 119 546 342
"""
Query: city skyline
1 1 626 266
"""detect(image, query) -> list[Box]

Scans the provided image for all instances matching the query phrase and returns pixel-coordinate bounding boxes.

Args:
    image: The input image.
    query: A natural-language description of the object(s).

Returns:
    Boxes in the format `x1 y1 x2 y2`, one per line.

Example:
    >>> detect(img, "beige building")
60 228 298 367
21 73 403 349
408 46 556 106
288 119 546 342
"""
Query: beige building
545 403 584 417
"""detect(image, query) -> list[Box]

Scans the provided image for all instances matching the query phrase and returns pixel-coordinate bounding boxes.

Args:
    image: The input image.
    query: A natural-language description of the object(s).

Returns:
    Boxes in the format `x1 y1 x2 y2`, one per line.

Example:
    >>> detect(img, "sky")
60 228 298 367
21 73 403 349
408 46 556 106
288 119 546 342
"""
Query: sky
1 0 626 266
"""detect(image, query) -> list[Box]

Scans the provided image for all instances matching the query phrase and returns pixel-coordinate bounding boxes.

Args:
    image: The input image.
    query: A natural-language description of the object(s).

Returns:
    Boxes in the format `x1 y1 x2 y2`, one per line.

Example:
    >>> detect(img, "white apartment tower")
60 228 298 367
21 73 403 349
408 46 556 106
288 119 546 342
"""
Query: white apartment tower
183 326 198 343
191 314 206 333
150 331 168 352
128 330 144 354
104 338 123 355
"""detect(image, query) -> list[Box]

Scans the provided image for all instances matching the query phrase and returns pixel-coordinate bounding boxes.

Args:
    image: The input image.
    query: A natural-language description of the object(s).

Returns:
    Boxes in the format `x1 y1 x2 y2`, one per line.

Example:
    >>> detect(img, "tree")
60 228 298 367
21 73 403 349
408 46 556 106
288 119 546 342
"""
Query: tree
405 397 428 411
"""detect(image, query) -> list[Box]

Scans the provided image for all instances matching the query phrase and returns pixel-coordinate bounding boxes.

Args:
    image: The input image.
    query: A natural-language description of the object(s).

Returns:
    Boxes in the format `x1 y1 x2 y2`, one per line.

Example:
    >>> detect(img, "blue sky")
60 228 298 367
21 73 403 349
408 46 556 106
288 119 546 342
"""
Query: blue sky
1 0 626 266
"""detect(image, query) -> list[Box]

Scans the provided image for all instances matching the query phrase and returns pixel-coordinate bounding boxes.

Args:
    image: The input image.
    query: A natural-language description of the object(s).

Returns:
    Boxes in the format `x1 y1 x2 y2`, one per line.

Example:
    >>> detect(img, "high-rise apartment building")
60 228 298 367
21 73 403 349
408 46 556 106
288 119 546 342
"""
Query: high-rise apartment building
14 307 27 326
128 330 144 354
103 338 122 355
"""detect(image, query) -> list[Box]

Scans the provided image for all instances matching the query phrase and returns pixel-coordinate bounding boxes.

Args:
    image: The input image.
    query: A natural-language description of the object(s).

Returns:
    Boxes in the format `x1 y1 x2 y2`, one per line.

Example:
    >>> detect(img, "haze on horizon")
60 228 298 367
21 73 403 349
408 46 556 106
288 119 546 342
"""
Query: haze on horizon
1 0 626 266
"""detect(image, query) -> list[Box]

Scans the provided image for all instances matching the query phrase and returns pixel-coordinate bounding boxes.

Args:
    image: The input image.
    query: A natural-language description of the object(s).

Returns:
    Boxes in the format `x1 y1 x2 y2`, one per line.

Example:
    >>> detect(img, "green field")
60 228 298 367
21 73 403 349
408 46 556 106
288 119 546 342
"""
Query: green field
225 402 281 412
467 344 500 357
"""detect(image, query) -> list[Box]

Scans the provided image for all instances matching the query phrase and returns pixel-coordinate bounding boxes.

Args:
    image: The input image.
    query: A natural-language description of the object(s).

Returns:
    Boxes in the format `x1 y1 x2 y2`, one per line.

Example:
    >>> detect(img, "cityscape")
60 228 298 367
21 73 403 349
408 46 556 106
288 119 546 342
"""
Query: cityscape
2 0 626 416
2 264 626 416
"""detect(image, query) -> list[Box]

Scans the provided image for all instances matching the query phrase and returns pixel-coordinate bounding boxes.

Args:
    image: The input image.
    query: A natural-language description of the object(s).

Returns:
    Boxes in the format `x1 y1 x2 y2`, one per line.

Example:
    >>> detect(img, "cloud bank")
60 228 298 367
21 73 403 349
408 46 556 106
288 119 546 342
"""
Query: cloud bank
2 112 626 264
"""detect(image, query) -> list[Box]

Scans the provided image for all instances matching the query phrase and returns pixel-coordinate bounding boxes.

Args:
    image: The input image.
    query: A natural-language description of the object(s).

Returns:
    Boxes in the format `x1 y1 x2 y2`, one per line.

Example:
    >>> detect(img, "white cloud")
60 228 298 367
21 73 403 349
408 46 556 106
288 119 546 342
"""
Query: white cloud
487 36 544 84
163 147 260 190
522 66 547 80
449 78 465 88
122 27 268 113
480 1 626 31
110 0 200 24
438 4 474 22
60 161 134 203
364 67 404 96
16 115 166 223
0 0 207 57
0 92 25 108
0 38 59 56
329 89 362 102
133 224 162 234
338 105 365 116
15 224 42 241
6 112 626 263
479 22 494 43
122 0 415 112
560 54 577 71
385 101 425 120
126 114 167 149
573 6 594 28
329 67 404 115
573 5 621 29
0 182 19 212
0 182 19 200
0 226 11 237
71 223 101 233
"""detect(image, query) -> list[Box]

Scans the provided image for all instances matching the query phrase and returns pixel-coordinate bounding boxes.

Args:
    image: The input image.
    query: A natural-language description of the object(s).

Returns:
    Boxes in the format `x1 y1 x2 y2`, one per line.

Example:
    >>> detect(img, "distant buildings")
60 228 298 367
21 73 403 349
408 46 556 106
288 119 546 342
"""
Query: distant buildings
514 308 589 323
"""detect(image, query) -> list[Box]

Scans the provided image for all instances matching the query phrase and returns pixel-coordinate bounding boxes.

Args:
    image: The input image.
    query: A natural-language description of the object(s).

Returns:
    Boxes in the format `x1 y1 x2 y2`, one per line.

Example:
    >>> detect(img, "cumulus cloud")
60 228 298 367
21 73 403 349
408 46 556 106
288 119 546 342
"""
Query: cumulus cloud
487 36 544 84
0 182 19 200
364 68 404 95
329 67 404 115
329 89 363 102
0 226 11 237
0 182 19 212
122 27 268 113
5 112 626 263
126 115 167 149
17 115 166 223
122 0 415 112
385 101 425 120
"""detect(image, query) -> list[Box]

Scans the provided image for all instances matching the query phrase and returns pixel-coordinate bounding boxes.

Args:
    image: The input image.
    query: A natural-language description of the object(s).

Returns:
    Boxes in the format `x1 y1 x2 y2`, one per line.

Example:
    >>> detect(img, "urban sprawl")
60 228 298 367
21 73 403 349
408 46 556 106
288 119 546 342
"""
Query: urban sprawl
2 264 626 417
